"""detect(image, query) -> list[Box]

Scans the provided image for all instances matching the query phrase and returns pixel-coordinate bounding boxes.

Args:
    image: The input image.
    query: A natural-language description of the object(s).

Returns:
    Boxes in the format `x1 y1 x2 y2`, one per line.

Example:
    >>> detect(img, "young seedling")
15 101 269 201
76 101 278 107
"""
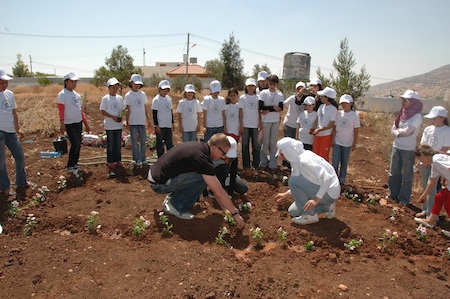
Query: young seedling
215 227 231 248
304 241 314 252
132 216 150 236
87 211 100 234
250 227 264 248
23 214 38 236
277 227 288 247
159 212 173 235
344 239 363 251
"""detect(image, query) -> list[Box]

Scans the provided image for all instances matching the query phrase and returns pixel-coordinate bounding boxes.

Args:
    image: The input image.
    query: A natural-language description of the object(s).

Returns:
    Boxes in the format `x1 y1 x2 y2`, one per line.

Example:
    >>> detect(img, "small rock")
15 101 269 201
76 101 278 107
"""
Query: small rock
338 284 349 292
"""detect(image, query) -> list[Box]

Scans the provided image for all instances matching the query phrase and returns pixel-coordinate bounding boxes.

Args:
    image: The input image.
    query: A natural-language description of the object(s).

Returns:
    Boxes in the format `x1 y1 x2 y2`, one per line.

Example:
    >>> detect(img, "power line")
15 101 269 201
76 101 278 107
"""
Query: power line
0 31 186 39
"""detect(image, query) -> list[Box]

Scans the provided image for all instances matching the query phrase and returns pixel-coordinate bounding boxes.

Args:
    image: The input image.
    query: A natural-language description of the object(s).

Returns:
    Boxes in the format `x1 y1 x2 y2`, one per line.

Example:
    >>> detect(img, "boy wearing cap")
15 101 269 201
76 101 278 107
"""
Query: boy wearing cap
388 90 423 204
58 72 91 174
259 75 284 172
202 80 226 143
125 74 150 167
177 84 202 142
0 69 28 195
152 80 174 157
297 96 318 151
100 78 126 176
306 78 323 112
256 71 269 95
331 94 360 186
417 106 450 218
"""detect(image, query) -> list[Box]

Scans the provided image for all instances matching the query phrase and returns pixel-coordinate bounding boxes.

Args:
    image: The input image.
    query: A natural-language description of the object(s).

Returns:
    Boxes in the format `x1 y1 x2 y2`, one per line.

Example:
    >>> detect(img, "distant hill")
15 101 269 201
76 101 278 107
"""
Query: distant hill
367 64 450 100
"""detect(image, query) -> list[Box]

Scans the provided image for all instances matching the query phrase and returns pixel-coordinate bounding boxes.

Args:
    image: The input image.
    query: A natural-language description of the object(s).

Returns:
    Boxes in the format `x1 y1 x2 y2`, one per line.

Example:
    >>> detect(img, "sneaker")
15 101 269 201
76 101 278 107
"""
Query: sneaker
327 202 337 219
162 198 194 220
414 217 435 228
415 211 426 218
135 161 142 168
292 213 319 225
442 230 450 238
67 166 79 175
107 171 116 178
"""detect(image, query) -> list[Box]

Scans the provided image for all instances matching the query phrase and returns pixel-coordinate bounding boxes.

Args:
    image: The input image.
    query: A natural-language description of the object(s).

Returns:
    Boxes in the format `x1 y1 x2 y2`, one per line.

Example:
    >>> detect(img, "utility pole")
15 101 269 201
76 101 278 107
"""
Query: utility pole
143 48 146 66
29 55 33 75
186 33 190 78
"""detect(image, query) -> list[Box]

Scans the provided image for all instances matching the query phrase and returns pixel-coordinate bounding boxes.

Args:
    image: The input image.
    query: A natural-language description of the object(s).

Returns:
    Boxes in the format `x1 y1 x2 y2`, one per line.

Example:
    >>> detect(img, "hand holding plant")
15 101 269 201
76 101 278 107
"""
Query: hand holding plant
224 212 235 226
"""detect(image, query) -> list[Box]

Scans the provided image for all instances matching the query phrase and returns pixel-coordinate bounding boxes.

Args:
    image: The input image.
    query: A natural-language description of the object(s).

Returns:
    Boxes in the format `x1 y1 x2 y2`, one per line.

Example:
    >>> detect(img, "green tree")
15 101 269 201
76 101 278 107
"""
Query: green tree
220 33 244 89
92 45 143 87
251 64 272 78
12 54 31 77
204 59 224 82
171 76 202 94
316 37 371 106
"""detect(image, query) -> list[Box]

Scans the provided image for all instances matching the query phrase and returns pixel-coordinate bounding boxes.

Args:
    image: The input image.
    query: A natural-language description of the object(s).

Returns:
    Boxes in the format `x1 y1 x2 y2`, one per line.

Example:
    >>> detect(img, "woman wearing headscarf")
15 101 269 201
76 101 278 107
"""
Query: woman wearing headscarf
388 90 423 204
275 137 340 225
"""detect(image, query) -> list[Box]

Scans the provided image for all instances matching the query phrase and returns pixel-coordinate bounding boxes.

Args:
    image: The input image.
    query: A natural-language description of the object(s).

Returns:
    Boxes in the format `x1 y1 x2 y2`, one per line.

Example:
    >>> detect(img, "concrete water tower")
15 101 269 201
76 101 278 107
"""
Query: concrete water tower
282 52 311 81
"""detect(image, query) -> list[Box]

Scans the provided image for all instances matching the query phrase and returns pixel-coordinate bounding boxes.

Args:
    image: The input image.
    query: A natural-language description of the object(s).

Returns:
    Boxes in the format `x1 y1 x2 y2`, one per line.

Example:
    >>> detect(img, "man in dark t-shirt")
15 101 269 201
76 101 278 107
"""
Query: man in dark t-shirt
148 133 245 228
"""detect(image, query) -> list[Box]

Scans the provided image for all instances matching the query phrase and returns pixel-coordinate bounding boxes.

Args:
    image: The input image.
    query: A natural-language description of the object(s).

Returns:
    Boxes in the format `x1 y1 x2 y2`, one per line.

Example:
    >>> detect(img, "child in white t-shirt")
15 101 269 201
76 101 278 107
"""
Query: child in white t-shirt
259 75 284 171
100 77 125 177
417 106 450 218
202 80 226 142
177 84 202 142
331 94 360 185
125 74 150 167
297 96 318 151
152 80 174 157
239 78 261 176
225 87 240 141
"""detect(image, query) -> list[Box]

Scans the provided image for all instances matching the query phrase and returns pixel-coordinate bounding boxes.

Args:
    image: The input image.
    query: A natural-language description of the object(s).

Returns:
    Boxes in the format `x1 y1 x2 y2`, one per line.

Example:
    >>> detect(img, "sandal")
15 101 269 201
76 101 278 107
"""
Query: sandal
415 211 427 218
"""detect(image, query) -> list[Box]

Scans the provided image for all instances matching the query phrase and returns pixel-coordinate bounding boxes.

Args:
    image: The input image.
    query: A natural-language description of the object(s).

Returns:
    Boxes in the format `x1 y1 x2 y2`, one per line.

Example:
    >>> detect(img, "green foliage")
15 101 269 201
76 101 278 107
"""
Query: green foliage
36 72 52 86
148 73 166 88
171 76 203 93
204 58 224 82
12 54 32 77
92 45 143 87
316 38 371 106
220 33 244 89
251 64 271 78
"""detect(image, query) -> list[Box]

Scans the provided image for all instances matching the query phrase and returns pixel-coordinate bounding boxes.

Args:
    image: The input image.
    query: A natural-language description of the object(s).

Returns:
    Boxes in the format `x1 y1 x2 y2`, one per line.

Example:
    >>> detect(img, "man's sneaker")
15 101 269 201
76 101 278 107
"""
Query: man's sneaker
327 202 337 219
162 198 194 220
292 213 319 225
442 230 450 238
67 166 79 175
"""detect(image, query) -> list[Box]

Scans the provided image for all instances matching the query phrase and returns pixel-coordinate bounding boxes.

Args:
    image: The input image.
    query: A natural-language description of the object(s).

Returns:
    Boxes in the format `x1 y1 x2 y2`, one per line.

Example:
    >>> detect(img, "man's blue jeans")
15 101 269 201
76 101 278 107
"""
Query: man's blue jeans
151 172 206 213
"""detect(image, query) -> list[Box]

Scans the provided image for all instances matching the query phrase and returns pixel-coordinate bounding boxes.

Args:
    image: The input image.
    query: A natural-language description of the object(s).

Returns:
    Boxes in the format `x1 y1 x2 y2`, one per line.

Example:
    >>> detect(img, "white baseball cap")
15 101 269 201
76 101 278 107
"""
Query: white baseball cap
339 94 354 104
400 90 420 100
63 72 79 81
308 78 322 86
257 71 269 81
226 136 237 158
295 82 306 90
158 80 171 89
245 78 257 86
317 87 337 99
210 80 222 93
0 69 13 81
107 77 120 86
424 106 448 118
130 74 143 85
303 96 316 105
184 84 196 93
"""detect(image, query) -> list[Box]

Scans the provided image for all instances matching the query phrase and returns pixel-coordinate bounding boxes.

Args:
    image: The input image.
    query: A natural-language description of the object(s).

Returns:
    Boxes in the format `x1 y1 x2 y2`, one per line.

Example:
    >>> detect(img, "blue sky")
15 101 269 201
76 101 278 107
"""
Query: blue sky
1 0 449 85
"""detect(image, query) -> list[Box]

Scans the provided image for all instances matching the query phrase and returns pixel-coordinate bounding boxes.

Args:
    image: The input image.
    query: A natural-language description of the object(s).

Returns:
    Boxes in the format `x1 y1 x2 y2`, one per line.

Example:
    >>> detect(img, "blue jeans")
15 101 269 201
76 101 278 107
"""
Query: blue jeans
288 176 337 217
388 147 415 204
241 127 260 169
182 131 197 142
156 128 174 157
106 129 122 163
331 144 351 185
130 125 147 163
151 172 206 213
0 130 27 190
282 125 297 168
420 164 437 217
204 127 223 143
65 122 82 168
260 121 279 169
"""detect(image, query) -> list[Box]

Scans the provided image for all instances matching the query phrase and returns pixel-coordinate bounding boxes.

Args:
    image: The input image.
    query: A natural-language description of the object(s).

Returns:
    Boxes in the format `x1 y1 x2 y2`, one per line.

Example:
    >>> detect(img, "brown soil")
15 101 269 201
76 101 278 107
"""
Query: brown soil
1 101 450 299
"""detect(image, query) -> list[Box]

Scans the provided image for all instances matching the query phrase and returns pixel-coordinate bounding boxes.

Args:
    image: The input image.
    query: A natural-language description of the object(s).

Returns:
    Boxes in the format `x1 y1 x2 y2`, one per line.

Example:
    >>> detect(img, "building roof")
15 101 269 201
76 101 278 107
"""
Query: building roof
167 64 207 76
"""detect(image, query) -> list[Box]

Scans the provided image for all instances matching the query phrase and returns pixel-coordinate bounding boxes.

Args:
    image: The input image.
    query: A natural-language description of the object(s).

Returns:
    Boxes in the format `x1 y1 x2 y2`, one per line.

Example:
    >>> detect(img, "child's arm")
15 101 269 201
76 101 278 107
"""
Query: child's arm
239 108 244 135
152 109 160 134
144 105 151 130
222 110 227 134
196 112 202 132
352 127 359 151
125 104 131 129
177 112 183 133
58 103 66 134
12 109 24 139
203 110 207 132
101 110 120 122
